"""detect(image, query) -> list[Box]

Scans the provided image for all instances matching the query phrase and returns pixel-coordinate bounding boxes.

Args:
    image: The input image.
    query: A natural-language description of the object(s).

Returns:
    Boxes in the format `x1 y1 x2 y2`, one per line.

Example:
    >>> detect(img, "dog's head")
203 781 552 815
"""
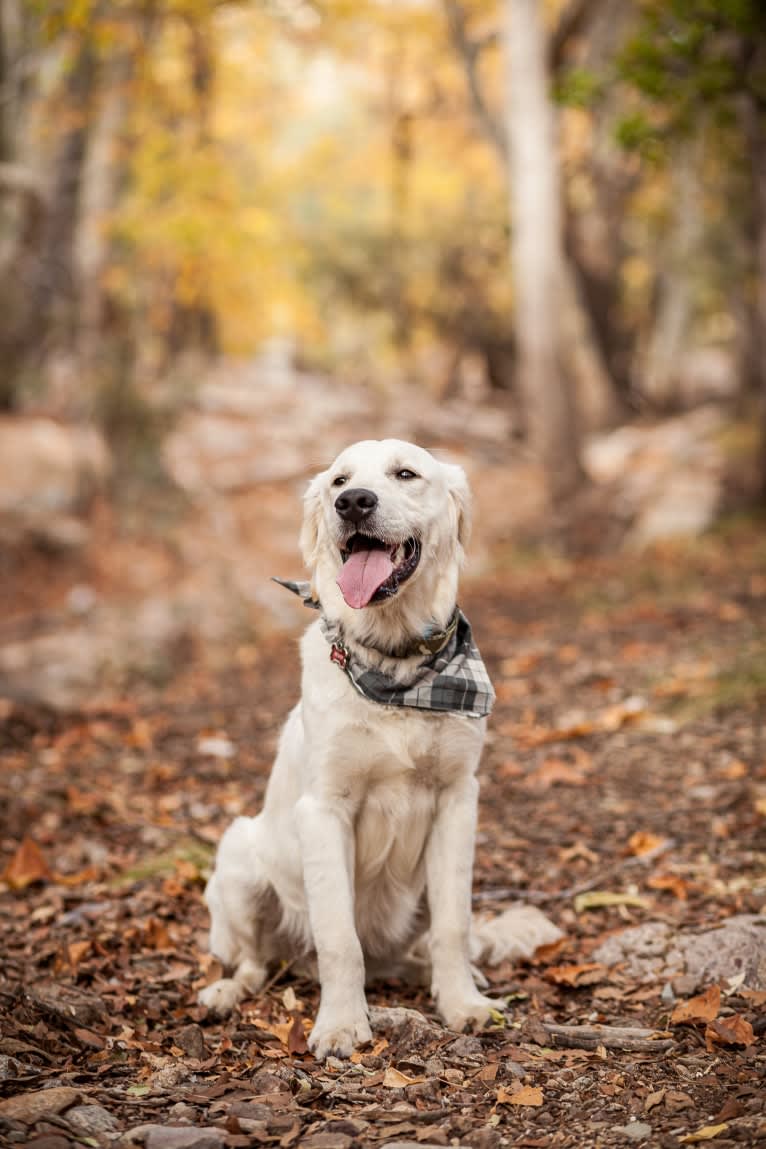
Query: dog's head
301 440 471 628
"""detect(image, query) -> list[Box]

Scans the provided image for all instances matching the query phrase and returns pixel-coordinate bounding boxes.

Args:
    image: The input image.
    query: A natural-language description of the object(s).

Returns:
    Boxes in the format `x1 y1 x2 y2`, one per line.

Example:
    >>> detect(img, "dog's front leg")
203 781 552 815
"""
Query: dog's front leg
426 774 497 1032
295 793 371 1059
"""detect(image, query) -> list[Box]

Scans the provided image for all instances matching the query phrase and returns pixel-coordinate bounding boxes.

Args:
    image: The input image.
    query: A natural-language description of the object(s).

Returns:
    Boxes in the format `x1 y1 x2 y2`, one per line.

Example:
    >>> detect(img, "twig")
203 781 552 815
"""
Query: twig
544 1023 675 1053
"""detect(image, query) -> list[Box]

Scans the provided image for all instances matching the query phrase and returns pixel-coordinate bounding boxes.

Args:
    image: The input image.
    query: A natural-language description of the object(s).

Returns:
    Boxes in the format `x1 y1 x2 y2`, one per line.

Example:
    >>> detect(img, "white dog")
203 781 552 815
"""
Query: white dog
200 440 559 1059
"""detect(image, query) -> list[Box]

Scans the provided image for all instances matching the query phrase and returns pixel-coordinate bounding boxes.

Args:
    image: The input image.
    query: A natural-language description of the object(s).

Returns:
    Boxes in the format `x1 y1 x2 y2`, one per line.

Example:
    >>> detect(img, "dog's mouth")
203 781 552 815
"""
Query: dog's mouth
337 533 421 609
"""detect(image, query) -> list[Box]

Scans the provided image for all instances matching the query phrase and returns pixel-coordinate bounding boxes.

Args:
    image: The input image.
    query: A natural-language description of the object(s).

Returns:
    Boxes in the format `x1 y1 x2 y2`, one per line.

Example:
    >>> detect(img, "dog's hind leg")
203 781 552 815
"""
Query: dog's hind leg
198 816 270 1015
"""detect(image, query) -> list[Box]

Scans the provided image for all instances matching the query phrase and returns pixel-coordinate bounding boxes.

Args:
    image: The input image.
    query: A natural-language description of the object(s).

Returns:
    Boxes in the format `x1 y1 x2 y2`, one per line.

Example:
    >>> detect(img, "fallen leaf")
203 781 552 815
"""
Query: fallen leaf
528 758 588 788
671 986 721 1027
647 872 689 900
741 988 766 1007
530 937 569 964
545 962 605 987
628 830 666 856
3 837 52 889
645 1088 665 1111
574 890 649 913
383 1066 426 1088
679 1123 729 1144
286 1014 308 1055
67 940 91 967
704 1015 756 1051
497 1084 544 1107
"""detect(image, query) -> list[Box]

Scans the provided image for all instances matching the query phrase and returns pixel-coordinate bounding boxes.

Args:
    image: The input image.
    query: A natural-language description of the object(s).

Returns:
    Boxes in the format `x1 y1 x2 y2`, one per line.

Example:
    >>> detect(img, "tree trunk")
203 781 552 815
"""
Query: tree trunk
641 136 703 409
504 0 582 501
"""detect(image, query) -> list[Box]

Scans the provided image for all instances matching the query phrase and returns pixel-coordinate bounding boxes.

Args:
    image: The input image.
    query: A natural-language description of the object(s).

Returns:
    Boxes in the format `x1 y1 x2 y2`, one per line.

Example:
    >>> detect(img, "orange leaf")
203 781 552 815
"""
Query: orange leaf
671 986 721 1027
545 962 605 987
704 1015 756 1051
628 831 666 857
528 758 588 789
3 837 52 889
647 873 688 900
497 1084 544 1106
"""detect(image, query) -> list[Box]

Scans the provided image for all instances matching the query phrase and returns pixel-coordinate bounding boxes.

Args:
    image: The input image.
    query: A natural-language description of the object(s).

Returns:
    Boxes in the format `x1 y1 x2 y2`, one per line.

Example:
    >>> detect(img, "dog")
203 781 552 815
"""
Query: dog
199 439 560 1059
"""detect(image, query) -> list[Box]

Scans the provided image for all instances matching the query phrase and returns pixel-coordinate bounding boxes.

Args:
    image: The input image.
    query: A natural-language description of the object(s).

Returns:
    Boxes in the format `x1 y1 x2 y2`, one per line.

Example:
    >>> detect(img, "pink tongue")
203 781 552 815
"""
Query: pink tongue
337 547 394 609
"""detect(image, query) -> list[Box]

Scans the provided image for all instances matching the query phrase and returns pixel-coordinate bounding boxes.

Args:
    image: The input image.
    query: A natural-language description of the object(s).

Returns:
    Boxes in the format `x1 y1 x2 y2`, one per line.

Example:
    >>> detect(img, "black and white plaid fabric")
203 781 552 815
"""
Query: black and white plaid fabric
273 577 495 719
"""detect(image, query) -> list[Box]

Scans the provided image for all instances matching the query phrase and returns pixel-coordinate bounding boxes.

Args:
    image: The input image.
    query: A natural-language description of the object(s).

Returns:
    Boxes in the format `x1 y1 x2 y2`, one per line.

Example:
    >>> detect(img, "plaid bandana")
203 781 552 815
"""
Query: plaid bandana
273 578 495 719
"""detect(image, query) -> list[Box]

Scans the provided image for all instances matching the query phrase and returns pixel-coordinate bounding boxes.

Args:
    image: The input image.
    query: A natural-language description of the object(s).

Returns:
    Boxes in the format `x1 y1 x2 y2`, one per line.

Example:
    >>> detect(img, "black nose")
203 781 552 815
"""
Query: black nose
335 487 378 524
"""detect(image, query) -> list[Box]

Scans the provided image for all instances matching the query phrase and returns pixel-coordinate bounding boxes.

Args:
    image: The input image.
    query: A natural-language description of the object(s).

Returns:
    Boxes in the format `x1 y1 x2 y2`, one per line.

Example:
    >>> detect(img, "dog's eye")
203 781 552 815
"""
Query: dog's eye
395 469 418 481
332 475 348 487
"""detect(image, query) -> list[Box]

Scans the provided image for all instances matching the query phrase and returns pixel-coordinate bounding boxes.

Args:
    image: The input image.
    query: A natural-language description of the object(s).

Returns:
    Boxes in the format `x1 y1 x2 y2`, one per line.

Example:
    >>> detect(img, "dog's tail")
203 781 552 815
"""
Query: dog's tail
470 904 563 967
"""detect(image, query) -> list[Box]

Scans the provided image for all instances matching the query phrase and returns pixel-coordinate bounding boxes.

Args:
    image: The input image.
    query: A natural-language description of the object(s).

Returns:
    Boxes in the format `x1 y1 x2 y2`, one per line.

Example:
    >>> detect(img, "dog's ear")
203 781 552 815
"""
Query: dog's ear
299 473 324 571
444 463 472 551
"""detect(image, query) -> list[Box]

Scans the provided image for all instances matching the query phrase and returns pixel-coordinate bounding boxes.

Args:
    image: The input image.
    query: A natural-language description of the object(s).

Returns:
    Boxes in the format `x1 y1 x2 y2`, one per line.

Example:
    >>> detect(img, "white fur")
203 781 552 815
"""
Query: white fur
200 440 559 1059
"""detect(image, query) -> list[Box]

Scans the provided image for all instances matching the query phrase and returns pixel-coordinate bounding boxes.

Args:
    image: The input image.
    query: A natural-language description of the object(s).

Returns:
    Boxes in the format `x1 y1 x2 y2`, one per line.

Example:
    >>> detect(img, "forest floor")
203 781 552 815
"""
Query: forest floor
1 505 766 1148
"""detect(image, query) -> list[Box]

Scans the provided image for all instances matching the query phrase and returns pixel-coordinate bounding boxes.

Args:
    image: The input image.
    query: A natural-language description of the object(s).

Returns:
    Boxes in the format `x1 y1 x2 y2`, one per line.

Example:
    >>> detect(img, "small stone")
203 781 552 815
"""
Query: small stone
65 1103 121 1136
445 1034 483 1059
144 1127 227 1149
383 1144 469 1149
0 1055 25 1080
615 1121 652 1141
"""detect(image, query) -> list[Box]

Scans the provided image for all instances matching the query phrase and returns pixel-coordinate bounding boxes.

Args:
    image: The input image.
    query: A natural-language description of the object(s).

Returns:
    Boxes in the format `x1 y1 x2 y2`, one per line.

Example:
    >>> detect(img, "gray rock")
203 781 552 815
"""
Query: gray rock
65 1104 121 1136
138 1127 226 1149
0 416 109 547
614 1121 652 1141
594 915 766 990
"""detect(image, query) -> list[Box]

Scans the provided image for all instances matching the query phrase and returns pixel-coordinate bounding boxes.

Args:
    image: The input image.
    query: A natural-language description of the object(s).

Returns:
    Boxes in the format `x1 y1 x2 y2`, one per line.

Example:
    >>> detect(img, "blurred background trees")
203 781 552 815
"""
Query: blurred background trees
1 0 765 499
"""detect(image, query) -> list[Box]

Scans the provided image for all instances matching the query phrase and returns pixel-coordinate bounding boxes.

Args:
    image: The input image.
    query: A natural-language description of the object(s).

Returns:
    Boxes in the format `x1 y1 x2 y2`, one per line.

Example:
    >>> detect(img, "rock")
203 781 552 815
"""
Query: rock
0 595 187 709
175 1024 207 1060
65 1103 121 1136
0 1086 81 1124
0 416 109 547
135 1127 226 1149
465 1131 502 1149
368 1005 443 1051
383 1144 469 1149
594 915 766 990
614 1121 652 1141
583 408 725 547
0 1054 26 1079
444 1034 483 1060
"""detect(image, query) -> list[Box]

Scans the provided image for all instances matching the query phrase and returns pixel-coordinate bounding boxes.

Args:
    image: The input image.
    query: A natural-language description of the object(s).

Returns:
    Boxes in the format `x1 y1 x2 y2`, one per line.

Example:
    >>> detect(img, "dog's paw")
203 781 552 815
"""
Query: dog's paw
308 1012 372 1060
440 992 501 1033
198 977 244 1016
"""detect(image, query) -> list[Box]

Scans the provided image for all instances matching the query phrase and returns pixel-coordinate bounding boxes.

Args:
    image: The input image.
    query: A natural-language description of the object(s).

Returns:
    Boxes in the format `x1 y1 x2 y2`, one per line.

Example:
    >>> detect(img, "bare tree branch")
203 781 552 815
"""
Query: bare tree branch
442 0 507 162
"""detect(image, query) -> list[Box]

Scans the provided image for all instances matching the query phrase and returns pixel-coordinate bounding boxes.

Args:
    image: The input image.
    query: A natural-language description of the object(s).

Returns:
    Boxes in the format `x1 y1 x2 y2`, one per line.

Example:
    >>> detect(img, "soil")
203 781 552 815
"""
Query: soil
1 520 765 1148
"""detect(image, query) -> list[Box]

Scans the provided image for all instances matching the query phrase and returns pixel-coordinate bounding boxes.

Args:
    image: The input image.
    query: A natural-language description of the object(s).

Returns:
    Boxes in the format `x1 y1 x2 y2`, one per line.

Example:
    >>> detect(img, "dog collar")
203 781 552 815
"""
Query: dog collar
272 577 458 659
272 577 495 718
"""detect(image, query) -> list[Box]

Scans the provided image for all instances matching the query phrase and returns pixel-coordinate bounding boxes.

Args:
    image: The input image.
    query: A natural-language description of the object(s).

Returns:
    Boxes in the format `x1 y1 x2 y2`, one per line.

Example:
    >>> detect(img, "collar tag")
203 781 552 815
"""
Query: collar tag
330 642 349 671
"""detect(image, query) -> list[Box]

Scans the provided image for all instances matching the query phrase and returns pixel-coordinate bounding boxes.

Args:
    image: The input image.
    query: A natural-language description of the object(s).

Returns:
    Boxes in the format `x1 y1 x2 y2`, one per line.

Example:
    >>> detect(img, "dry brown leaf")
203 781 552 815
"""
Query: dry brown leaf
645 1088 666 1111
628 830 666 856
545 962 605 987
528 758 588 788
679 1124 730 1144
704 1015 756 1051
671 985 721 1027
3 836 52 889
286 1013 308 1055
497 1084 544 1107
741 988 766 1007
647 872 689 900
530 937 569 965
67 940 91 968
382 1066 426 1088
